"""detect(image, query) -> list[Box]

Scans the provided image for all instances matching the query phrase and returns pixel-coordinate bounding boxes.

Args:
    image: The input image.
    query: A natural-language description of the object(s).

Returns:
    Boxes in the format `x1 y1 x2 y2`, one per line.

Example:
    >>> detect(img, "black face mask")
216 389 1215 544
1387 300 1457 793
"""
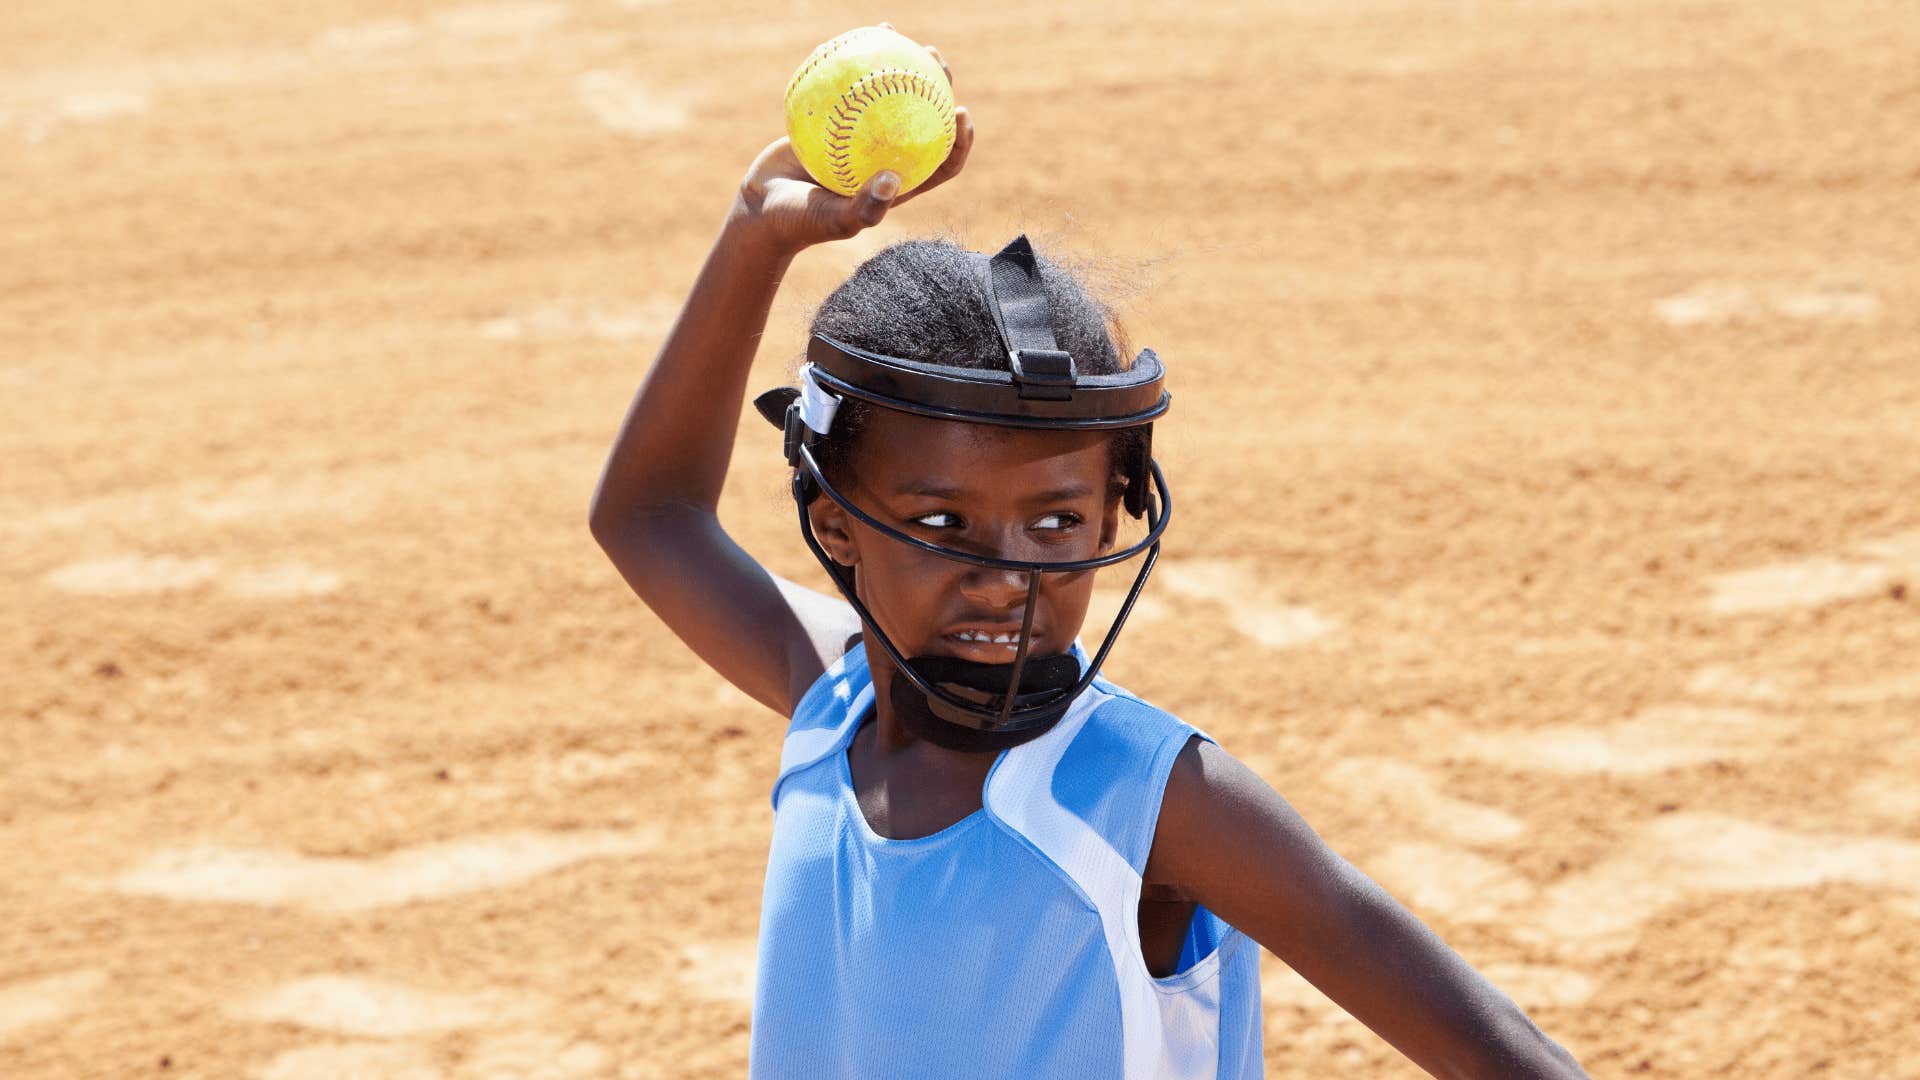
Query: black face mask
753 234 1174 750
887 653 1084 752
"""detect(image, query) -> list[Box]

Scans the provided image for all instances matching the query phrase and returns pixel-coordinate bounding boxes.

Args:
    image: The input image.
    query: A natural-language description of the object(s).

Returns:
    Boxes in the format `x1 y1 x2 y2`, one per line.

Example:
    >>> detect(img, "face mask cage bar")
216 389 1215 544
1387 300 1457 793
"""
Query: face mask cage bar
793 439 1172 735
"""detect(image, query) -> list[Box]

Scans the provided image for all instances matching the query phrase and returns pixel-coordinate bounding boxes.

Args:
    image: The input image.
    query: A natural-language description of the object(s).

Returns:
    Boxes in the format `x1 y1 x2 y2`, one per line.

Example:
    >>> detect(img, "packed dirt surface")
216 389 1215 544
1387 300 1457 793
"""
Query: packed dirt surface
6 0 1919 1076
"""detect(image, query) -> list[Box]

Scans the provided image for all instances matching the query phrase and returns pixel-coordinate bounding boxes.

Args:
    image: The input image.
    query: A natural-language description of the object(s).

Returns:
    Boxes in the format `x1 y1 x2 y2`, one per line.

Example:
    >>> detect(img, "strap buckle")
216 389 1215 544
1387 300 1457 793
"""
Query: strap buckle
1008 347 1075 400
782 401 810 466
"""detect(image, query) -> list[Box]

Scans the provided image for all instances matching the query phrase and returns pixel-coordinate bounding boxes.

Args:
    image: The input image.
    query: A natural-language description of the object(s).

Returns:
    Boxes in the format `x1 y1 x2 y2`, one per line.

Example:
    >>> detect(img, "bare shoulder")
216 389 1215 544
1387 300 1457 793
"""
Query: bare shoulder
1146 734 1344 895
1160 736 1294 830
772 573 863 706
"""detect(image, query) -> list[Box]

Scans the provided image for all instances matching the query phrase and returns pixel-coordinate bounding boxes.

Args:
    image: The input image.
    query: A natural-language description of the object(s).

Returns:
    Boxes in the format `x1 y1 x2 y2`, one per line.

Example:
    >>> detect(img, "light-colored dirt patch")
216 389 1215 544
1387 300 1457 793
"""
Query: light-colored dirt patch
673 939 756 1006
106 828 662 913
479 299 674 342
430 3 571 38
1479 964 1596 1010
1654 282 1881 326
1821 674 1920 705
312 20 425 53
58 90 151 122
537 748 657 789
16 446 561 537
1083 584 1170 637
1707 557 1891 615
1529 813 1920 946
310 4 565 56
1708 532 1920 616
1653 284 1750 326
574 70 689 138
1772 288 1881 321
1325 758 1526 845
1851 777 1920 820
2 88 150 143
45 555 341 599
45 555 220 594
1230 604 1337 649
0 970 107 1042
1684 664 1790 703
187 475 377 525
1858 532 1920 565
224 563 345 598
1156 559 1335 649
232 975 544 1037
261 1041 443 1080
460 1029 610 1079
1455 704 1767 775
1363 842 1536 924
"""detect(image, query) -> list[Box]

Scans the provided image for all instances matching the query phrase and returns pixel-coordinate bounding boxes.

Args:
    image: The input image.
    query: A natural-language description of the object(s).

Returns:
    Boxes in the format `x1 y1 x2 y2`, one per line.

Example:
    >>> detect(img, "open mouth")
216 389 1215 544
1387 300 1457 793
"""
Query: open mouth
940 628 1035 660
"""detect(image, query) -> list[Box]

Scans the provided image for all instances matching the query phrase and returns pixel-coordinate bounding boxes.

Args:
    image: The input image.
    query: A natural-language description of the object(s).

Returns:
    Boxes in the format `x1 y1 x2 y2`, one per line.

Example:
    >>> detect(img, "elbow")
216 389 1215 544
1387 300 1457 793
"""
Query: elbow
588 479 650 550
587 494 621 548
588 494 711 557
587 491 622 550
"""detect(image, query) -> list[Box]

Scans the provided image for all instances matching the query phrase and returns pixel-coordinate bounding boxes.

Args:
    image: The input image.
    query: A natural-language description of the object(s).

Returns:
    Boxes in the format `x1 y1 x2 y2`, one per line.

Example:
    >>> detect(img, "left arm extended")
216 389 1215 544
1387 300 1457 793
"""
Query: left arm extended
1145 737 1588 1079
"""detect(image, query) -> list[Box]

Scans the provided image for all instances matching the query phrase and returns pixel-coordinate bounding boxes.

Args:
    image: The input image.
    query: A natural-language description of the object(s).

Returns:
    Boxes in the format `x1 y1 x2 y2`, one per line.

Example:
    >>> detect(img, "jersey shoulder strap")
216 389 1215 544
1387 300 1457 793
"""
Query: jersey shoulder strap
984 679 1208 890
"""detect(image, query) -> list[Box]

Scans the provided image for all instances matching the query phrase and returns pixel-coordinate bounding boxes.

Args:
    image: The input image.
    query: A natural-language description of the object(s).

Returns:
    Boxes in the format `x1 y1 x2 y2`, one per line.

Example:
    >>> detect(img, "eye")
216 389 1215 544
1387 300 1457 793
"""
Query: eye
1033 512 1082 532
910 511 962 529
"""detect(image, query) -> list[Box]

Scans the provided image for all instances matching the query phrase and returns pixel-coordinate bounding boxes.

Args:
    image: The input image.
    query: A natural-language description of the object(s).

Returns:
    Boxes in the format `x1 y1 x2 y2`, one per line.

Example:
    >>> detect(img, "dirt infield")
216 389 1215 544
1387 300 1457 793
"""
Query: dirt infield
6 1 1918 1076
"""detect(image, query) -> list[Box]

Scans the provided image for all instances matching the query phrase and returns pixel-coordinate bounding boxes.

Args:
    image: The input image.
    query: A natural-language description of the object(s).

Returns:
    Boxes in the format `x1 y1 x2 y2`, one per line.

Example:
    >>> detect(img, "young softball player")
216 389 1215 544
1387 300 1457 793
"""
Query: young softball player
591 48 1587 1080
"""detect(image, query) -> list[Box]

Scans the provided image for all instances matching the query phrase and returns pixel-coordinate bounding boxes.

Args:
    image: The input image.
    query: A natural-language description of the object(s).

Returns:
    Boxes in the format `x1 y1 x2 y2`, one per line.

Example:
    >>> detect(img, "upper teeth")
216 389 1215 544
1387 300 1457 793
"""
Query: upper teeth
955 631 1019 644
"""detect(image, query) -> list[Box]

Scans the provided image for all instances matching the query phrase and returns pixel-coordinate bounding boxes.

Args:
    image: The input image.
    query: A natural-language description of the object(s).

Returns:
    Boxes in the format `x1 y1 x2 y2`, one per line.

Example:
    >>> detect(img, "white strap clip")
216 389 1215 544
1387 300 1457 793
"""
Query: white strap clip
798 366 842 436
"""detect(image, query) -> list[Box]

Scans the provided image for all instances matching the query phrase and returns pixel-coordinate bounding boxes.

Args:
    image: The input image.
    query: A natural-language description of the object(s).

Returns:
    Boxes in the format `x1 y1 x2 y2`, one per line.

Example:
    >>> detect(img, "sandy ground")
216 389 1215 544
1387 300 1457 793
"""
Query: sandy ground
5 0 1920 1076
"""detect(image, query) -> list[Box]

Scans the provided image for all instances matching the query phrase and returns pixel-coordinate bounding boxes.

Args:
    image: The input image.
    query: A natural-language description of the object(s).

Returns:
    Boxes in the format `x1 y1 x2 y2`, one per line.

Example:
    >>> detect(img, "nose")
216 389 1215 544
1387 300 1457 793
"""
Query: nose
957 564 1034 609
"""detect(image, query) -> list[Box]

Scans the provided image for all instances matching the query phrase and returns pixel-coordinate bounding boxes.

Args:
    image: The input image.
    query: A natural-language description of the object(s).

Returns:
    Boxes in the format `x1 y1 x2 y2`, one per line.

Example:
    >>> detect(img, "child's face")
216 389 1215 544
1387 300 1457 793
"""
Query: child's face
808 407 1125 667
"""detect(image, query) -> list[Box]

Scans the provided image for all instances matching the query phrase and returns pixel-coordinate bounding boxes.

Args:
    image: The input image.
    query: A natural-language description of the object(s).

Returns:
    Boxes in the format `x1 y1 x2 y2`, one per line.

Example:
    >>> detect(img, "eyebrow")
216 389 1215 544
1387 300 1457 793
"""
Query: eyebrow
889 481 969 499
889 480 1096 504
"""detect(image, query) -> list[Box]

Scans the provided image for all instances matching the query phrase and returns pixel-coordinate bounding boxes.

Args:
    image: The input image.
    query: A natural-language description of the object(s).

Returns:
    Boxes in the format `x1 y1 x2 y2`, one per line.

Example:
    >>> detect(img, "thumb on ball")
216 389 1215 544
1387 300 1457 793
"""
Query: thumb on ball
855 171 901 228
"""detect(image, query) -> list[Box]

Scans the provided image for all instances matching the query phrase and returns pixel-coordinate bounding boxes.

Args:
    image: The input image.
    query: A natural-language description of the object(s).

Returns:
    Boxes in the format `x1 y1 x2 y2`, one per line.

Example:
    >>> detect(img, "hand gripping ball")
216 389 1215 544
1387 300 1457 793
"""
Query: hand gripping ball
784 26 956 198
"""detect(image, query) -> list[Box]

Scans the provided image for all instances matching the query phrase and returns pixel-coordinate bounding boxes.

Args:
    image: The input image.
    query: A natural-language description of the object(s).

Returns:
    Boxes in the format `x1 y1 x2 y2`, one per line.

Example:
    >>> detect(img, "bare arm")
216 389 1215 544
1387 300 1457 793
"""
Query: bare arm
589 68 974 715
1147 738 1588 1079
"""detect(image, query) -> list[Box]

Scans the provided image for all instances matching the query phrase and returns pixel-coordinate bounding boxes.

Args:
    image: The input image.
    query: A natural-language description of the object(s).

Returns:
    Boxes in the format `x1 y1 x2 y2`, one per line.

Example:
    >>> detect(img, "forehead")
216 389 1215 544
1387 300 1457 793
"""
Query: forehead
851 408 1115 495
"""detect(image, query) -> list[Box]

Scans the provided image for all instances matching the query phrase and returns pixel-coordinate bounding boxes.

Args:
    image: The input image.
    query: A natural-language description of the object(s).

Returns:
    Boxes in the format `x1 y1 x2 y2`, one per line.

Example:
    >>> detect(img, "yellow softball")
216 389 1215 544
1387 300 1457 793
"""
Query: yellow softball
784 26 957 198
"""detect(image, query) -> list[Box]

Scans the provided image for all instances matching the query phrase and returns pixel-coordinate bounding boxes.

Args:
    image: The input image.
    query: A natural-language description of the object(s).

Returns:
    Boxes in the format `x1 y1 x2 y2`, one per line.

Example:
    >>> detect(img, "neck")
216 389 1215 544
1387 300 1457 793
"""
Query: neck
865 646 1002 760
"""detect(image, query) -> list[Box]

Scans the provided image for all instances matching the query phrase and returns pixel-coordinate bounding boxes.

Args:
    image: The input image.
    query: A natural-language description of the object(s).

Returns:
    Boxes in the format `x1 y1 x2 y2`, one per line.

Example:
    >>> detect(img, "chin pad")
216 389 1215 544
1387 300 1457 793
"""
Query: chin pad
888 653 1081 753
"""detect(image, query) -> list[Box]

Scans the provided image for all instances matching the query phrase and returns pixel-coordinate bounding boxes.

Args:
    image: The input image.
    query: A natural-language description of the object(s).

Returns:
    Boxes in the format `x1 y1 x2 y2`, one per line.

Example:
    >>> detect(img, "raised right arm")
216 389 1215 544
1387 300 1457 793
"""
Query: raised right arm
589 110 973 716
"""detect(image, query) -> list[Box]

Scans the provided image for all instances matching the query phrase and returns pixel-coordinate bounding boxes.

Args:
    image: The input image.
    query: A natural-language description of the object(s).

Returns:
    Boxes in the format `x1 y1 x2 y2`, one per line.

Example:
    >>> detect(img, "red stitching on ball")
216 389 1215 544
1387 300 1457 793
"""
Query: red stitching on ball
820 67 955 192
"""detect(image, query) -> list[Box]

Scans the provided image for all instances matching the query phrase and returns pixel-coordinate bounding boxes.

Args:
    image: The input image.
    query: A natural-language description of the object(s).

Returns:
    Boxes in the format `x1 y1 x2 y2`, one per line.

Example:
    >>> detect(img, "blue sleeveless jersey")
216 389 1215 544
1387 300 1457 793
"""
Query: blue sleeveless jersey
749 644 1265 1079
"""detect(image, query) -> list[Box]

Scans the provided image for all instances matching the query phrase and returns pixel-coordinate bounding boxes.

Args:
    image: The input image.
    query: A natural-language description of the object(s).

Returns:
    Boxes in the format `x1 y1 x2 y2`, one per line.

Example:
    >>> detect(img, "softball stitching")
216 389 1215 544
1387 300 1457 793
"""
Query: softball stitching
822 68 956 191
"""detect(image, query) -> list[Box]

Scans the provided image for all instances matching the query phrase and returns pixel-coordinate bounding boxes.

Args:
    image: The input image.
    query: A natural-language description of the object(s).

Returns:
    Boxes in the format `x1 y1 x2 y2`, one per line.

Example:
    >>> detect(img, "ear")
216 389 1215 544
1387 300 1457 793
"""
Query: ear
1098 479 1126 553
806 494 861 568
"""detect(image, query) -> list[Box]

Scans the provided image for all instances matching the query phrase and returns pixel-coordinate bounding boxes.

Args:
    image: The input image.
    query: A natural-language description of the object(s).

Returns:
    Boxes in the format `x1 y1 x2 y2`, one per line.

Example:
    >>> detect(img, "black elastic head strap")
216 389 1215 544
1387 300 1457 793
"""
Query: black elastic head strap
982 235 1077 402
805 337 1166 430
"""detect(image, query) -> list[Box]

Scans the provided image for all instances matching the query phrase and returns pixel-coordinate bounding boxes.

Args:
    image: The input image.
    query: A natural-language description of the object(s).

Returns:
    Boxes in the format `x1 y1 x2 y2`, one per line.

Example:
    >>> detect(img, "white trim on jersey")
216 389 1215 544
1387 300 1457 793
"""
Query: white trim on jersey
985 686 1221 1080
